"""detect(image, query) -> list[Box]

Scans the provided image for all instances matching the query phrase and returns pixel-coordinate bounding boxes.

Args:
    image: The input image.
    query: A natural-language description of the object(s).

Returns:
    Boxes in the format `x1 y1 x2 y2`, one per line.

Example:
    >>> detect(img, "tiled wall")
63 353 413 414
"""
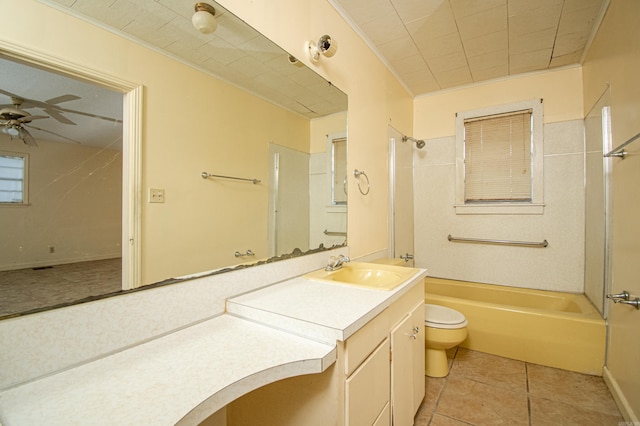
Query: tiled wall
414 120 585 292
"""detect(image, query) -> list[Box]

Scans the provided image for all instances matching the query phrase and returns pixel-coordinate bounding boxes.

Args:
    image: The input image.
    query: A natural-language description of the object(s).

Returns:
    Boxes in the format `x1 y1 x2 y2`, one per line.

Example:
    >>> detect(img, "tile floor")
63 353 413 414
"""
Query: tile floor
414 347 624 425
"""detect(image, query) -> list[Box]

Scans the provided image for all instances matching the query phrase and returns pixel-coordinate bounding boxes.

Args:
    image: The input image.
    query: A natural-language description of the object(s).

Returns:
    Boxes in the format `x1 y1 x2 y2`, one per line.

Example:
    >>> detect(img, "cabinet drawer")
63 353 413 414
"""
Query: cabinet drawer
345 338 390 426
344 309 389 375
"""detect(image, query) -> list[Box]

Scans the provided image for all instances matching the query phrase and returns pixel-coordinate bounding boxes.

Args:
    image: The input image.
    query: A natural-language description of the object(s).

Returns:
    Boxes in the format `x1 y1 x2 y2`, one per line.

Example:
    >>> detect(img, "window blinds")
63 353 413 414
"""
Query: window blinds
464 109 532 202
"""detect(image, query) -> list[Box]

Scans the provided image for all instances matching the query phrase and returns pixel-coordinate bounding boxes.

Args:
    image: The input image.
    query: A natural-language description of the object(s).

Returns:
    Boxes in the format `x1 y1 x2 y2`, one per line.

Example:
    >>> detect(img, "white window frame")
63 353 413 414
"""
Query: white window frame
0 151 29 206
454 99 544 215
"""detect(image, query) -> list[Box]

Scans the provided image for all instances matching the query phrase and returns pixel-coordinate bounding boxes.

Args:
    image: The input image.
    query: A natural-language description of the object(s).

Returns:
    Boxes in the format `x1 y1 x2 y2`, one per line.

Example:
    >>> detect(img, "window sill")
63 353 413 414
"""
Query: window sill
454 203 544 215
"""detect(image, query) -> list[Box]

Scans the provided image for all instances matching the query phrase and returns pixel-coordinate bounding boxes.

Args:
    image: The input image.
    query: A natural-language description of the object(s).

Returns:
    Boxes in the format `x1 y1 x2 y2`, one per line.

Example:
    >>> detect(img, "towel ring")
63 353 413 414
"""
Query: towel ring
353 169 370 195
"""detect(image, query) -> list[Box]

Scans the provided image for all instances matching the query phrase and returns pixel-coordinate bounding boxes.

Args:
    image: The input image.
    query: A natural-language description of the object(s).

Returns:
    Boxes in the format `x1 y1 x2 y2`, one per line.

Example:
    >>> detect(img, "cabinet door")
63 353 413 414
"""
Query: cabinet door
390 302 425 426
345 338 390 426
409 302 425 412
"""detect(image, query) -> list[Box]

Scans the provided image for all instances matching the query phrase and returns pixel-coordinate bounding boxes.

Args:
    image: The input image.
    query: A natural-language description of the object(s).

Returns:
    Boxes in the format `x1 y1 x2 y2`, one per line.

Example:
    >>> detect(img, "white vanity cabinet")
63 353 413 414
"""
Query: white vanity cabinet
391 301 426 426
226 279 425 426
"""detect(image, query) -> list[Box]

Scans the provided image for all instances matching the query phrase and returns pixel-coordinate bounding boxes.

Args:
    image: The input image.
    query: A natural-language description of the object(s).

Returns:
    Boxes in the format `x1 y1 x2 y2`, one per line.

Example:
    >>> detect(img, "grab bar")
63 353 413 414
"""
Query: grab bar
201 171 261 184
447 234 548 248
604 131 640 159
324 229 347 236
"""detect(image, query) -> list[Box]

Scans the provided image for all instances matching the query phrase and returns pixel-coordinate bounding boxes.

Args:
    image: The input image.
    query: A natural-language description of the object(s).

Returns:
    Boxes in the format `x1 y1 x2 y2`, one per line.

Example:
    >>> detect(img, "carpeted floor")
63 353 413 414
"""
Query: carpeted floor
0 258 122 317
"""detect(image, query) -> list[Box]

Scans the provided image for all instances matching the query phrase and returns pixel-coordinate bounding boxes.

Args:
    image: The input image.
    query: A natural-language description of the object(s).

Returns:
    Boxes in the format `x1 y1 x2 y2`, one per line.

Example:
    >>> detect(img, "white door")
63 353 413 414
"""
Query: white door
389 126 415 266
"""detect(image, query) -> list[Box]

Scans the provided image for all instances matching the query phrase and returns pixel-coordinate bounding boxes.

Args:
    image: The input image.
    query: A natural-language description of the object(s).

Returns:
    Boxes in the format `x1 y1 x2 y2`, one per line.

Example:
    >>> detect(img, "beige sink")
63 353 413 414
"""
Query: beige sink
303 262 418 291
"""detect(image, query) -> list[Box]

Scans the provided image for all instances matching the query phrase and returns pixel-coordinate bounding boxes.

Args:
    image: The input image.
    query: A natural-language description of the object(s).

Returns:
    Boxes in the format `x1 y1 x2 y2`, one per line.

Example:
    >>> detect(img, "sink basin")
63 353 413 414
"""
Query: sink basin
303 262 418 291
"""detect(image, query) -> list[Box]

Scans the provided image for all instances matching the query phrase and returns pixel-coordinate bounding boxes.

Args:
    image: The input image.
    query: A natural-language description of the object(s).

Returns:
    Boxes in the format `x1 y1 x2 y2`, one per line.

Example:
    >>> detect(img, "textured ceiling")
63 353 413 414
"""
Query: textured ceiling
43 0 347 119
2 0 608 147
332 0 607 95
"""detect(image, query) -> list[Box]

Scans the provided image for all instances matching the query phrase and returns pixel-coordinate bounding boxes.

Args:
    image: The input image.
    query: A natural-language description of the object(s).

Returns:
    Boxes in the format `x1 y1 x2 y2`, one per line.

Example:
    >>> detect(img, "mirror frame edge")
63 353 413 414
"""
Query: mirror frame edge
0 40 142 291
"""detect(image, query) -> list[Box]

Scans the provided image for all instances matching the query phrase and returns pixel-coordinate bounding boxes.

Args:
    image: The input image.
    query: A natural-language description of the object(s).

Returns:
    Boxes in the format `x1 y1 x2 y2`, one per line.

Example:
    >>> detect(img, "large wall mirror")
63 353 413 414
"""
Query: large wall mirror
0 1 347 319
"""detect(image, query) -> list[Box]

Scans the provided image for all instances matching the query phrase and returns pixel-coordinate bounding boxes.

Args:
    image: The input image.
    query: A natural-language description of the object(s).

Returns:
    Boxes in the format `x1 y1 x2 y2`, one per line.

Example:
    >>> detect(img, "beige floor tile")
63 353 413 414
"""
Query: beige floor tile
436 376 529 425
527 363 621 416
449 347 527 393
530 395 625 425
414 375 446 424
429 413 472 425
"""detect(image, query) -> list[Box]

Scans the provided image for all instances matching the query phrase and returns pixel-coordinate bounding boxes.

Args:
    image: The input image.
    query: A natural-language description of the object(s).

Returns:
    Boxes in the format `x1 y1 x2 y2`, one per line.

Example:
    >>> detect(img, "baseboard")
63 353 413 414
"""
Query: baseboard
0 254 121 272
603 366 639 422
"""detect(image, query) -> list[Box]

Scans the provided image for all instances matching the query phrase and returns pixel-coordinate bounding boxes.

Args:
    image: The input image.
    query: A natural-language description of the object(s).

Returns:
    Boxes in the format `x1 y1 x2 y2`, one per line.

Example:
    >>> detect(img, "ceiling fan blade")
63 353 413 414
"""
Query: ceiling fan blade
17 115 48 123
45 94 81 105
44 109 76 125
17 127 38 147
25 124 82 144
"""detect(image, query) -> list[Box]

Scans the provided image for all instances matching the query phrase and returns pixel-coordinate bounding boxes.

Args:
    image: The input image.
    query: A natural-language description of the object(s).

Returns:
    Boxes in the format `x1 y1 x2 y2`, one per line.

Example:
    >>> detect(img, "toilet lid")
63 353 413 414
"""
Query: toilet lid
424 304 467 326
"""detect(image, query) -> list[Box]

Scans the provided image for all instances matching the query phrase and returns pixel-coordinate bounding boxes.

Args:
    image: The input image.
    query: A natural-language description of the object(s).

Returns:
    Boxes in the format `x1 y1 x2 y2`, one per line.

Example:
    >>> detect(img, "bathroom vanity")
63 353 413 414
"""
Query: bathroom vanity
225 270 426 426
0 261 426 425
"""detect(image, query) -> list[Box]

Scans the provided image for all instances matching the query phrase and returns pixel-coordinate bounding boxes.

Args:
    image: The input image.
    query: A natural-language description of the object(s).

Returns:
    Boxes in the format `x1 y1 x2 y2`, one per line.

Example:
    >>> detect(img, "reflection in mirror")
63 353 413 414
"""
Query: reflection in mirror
0 1 347 319
331 134 348 205
0 56 124 318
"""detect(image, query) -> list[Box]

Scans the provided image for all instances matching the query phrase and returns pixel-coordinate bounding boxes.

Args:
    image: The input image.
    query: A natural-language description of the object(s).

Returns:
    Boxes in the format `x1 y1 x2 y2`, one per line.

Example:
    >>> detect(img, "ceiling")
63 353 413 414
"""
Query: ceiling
2 0 607 147
332 0 607 95
0 57 124 148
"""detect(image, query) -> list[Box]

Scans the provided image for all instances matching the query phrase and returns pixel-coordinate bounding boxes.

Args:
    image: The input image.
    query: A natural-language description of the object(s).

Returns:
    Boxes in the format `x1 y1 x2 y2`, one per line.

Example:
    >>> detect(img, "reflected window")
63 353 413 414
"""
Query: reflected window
0 152 28 204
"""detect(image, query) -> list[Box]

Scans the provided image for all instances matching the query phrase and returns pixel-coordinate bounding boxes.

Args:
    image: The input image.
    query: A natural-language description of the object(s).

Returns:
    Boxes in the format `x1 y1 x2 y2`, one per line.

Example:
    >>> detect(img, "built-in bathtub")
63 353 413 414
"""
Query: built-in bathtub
424 277 606 375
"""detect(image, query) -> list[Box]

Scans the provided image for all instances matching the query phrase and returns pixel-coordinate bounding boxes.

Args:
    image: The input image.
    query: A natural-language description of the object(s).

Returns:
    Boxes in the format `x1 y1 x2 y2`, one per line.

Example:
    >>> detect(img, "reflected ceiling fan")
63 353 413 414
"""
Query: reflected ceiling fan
0 89 123 146
0 88 122 125
0 97 47 147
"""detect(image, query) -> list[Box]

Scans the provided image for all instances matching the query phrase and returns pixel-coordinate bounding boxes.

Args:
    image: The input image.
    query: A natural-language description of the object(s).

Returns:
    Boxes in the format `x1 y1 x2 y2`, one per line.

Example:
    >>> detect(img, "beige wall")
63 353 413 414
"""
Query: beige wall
413 68 586 291
583 0 640 419
0 136 121 270
1 0 411 285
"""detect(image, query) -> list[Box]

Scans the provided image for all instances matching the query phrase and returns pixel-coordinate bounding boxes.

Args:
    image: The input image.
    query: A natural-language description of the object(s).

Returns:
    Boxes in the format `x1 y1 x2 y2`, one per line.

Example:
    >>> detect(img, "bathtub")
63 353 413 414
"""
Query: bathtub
424 277 606 375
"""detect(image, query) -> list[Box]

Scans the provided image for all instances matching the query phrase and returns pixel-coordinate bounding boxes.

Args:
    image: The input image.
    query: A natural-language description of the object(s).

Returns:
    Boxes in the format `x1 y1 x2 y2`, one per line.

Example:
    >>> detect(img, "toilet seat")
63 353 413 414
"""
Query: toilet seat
424 304 468 329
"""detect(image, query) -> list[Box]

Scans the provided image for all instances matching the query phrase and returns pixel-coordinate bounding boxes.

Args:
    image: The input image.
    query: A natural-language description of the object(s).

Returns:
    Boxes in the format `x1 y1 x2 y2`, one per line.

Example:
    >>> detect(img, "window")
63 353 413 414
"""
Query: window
455 100 543 214
0 152 29 204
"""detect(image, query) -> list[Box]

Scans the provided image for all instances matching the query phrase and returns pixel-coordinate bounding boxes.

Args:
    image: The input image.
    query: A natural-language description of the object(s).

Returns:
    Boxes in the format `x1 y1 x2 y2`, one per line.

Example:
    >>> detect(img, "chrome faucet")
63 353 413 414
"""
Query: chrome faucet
325 254 350 271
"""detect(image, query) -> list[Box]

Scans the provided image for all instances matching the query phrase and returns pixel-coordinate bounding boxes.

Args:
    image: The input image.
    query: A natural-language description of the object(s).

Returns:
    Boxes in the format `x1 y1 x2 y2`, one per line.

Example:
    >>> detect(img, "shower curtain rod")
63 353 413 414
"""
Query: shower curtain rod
604 131 640 158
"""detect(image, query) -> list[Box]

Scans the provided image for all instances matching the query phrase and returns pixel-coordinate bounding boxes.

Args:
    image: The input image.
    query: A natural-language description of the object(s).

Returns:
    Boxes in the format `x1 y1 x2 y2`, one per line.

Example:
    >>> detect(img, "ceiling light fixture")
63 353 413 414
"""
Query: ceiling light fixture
192 2 217 34
305 34 338 63
1 125 20 137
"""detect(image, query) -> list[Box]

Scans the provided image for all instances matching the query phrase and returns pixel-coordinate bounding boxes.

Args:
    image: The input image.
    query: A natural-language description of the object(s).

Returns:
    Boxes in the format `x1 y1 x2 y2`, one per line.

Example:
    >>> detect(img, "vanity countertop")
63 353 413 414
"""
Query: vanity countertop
227 268 427 343
0 315 335 425
0 266 426 425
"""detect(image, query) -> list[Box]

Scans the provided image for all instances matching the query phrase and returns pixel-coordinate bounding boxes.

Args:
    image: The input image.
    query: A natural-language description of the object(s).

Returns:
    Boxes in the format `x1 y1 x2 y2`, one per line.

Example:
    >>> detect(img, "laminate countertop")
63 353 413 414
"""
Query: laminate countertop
0 266 426 425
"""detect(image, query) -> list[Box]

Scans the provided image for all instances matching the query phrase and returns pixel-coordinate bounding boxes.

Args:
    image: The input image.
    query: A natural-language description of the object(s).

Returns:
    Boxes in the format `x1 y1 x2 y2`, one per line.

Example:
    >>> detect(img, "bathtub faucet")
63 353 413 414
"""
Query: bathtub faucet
325 254 350 271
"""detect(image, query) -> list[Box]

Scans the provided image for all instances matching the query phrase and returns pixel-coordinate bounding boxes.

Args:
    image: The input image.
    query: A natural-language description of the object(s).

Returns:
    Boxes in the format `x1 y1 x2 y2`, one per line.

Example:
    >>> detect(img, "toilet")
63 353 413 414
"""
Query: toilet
424 304 468 377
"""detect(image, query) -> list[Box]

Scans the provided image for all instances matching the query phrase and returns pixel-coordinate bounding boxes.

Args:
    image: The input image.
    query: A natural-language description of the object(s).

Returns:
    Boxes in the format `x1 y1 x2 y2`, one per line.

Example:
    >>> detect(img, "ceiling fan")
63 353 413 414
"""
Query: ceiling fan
0 97 47 147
